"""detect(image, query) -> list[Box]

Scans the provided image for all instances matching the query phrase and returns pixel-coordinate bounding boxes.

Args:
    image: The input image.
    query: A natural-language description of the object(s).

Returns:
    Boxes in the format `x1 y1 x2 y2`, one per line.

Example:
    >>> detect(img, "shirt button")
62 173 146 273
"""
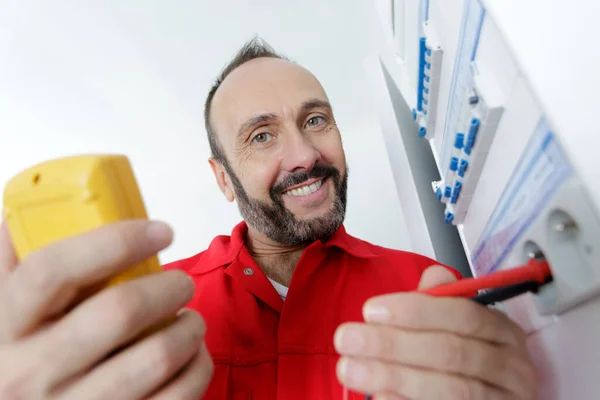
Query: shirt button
243 268 254 276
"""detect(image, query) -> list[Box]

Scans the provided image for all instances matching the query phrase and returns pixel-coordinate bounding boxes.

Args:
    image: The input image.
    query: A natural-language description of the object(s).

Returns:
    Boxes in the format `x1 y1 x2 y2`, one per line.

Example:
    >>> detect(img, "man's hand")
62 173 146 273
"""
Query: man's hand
334 266 538 400
0 220 213 400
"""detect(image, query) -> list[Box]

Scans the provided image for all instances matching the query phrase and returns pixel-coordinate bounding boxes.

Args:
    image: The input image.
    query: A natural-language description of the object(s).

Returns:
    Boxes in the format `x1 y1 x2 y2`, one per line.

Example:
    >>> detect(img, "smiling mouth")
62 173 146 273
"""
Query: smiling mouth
282 178 325 197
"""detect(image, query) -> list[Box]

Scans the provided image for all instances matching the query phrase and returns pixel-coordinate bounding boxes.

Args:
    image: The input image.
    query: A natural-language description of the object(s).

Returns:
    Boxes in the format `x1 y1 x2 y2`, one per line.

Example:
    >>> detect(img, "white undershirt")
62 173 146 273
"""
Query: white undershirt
267 277 289 301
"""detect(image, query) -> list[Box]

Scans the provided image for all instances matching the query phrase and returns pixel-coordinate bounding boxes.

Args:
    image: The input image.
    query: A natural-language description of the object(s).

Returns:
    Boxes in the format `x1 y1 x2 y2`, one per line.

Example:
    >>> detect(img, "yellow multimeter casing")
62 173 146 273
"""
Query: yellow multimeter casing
2 154 165 289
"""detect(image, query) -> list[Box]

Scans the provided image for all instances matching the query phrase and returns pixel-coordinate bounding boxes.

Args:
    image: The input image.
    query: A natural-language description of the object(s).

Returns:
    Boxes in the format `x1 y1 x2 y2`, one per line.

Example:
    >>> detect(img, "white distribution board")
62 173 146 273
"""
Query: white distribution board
367 0 600 398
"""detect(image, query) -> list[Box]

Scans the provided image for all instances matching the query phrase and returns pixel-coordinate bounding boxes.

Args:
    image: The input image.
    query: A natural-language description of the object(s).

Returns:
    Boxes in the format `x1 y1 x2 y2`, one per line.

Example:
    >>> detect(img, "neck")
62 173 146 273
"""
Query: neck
245 226 306 287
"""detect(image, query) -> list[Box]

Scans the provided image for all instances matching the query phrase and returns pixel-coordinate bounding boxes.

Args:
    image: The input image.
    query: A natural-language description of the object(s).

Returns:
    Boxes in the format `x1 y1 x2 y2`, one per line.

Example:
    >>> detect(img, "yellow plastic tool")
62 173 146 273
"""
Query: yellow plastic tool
2 154 165 295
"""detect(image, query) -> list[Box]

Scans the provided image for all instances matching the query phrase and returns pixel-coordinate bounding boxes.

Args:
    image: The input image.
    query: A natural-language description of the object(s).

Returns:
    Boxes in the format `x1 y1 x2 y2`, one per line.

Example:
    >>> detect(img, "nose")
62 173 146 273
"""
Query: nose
280 128 322 172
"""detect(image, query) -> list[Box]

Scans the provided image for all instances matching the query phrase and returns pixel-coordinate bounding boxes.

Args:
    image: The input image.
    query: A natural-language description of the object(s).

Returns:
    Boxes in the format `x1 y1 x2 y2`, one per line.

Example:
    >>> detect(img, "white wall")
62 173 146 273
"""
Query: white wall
0 0 412 263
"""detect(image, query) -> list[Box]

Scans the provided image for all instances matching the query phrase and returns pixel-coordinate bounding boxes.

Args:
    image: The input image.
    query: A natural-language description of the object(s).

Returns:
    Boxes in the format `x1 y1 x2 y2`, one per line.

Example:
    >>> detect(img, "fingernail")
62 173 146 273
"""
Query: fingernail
146 221 173 244
338 358 368 386
363 303 390 322
334 326 365 353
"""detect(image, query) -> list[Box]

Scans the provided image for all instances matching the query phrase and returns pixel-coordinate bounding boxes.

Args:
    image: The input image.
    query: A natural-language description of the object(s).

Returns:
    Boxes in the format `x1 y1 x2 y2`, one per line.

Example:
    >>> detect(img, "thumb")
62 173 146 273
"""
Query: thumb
0 221 19 282
418 265 458 290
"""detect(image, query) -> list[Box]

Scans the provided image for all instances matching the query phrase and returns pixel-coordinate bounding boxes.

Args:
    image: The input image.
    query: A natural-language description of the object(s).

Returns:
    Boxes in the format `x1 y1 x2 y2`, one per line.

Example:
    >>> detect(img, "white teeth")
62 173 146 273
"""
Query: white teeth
284 179 323 196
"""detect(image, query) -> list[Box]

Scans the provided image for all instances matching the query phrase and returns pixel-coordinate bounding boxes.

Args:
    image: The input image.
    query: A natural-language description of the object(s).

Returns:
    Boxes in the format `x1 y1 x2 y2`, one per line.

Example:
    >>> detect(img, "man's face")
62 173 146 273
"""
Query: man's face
210 57 348 245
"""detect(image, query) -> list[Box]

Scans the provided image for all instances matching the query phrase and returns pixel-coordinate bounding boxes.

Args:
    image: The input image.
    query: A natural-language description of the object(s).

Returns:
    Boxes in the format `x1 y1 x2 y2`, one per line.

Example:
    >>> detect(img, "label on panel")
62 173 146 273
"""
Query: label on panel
471 117 573 276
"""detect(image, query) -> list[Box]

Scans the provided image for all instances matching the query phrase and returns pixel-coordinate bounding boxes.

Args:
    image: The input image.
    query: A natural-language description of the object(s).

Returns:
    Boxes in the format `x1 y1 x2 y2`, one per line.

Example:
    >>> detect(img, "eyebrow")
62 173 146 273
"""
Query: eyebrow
236 113 278 139
235 99 333 139
300 99 332 114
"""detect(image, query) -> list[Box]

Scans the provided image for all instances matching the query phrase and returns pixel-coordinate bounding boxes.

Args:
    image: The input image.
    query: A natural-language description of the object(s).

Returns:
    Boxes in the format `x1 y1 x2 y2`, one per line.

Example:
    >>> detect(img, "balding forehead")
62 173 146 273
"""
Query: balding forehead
217 57 324 96
210 57 329 147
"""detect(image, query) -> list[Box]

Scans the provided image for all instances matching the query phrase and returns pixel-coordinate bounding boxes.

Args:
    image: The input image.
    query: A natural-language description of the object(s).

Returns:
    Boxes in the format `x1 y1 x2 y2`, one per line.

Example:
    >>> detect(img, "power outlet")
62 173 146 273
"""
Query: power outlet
515 176 600 316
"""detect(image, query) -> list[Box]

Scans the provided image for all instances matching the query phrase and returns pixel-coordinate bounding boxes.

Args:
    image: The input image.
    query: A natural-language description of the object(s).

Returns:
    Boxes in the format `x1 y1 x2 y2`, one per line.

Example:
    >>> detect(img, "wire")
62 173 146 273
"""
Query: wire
419 258 551 298
470 276 552 305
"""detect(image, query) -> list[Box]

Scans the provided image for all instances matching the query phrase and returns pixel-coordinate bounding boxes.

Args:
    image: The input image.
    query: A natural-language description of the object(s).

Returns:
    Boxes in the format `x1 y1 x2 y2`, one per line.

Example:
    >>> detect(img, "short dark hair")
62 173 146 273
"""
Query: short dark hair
204 37 289 164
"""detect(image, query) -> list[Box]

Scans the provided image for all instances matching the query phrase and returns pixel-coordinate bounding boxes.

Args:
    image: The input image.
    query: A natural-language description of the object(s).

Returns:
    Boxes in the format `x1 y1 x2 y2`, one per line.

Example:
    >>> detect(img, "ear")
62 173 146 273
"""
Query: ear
209 158 235 202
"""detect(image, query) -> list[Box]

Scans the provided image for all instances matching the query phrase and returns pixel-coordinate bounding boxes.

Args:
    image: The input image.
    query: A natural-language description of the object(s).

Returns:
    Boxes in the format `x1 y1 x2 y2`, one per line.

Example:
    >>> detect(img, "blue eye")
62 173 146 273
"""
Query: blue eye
252 132 272 144
305 116 325 128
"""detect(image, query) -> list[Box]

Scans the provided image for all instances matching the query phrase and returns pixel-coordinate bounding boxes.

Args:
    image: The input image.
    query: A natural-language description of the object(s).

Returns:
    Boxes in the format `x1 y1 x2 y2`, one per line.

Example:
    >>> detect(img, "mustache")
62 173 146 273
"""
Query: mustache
270 164 340 196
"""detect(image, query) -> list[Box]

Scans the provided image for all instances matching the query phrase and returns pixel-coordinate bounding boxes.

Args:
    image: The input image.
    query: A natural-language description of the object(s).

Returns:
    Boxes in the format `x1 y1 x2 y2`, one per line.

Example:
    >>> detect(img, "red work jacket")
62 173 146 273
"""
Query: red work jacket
165 222 455 400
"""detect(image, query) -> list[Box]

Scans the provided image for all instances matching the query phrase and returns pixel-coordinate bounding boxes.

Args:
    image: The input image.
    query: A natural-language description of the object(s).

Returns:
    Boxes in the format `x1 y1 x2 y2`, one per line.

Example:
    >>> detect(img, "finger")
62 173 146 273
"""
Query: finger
362 293 526 347
336 356 510 400
38 269 194 388
0 219 173 341
148 341 214 400
56 309 205 400
0 221 19 281
335 323 536 396
418 265 458 290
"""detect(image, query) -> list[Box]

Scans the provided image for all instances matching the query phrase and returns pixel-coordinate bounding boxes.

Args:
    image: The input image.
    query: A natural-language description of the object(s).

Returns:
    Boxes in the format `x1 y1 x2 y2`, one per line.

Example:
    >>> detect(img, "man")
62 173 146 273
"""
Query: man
0 38 537 400
164 38 538 399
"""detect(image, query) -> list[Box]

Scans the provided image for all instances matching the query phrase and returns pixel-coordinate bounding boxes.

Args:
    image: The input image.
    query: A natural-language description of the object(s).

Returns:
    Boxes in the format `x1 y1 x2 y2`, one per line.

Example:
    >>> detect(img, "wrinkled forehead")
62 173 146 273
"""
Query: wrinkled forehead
210 57 329 149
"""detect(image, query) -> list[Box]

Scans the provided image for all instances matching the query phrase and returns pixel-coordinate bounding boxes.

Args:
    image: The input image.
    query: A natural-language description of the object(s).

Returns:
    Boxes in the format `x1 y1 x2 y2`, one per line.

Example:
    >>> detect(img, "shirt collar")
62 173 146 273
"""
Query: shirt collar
321 224 378 259
188 220 377 275
187 222 246 274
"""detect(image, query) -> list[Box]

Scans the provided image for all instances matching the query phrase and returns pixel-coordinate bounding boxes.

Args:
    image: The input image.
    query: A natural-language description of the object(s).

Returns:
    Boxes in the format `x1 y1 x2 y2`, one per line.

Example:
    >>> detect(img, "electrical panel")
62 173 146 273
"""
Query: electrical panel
368 0 600 398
